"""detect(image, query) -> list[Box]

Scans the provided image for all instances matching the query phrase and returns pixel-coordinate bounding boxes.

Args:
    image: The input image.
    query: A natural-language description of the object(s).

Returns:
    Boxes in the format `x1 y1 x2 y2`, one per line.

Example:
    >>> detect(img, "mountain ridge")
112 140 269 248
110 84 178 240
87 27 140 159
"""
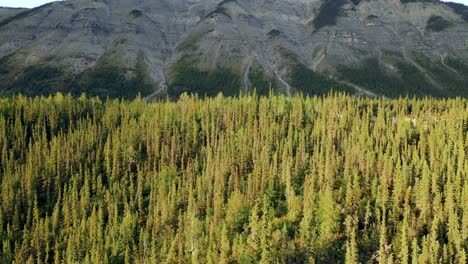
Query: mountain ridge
0 0 467 98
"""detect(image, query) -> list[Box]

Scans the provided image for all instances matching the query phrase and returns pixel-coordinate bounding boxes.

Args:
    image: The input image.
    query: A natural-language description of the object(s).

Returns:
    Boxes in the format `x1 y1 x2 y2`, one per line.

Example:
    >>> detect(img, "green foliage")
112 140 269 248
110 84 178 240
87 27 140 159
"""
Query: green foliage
279 48 355 95
129 9 143 18
0 2 54 28
444 1 468 22
71 64 131 98
204 6 232 19
0 52 154 99
0 54 12 75
288 63 354 95
248 65 275 96
175 28 215 52
168 57 241 97
446 56 468 74
401 1 468 22
312 0 347 31
71 64 153 99
400 0 439 3
0 62 71 96
338 56 468 98
426 15 453 32
411 52 468 95
0 93 466 263
267 29 282 38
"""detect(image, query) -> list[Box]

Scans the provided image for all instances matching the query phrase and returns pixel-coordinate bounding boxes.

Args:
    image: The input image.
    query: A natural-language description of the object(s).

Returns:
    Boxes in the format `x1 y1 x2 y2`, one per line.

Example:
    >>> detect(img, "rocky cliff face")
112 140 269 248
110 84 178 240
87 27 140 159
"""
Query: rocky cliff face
0 0 467 98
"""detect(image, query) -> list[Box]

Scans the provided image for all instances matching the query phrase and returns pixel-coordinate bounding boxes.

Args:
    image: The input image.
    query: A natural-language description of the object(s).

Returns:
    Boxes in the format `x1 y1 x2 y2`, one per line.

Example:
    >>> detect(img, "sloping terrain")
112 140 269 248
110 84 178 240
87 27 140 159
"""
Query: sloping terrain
0 0 467 98
0 7 28 21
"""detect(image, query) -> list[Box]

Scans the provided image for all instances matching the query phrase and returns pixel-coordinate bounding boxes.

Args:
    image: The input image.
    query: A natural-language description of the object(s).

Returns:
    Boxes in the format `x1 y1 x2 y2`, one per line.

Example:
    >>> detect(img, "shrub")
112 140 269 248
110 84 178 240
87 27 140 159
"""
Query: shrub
426 15 453 32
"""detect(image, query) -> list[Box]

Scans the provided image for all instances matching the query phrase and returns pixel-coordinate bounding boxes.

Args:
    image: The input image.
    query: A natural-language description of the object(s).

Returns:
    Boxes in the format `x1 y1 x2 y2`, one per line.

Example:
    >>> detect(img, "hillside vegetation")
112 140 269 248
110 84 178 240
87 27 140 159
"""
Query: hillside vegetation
0 94 467 263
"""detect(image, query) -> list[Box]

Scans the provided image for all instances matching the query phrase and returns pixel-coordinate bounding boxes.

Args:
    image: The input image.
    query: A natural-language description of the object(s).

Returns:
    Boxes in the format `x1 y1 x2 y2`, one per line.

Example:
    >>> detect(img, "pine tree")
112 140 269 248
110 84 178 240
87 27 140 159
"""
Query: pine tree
0 94 465 263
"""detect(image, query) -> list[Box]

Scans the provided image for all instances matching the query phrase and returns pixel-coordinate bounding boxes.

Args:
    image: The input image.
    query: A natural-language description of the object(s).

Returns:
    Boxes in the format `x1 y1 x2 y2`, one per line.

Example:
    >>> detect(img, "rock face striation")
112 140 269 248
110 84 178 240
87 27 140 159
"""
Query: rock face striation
0 0 467 98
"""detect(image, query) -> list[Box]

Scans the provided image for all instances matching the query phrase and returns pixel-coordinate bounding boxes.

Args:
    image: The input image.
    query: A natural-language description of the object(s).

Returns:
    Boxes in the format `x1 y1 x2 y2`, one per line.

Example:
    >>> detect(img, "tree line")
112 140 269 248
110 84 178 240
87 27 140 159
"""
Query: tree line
0 93 466 263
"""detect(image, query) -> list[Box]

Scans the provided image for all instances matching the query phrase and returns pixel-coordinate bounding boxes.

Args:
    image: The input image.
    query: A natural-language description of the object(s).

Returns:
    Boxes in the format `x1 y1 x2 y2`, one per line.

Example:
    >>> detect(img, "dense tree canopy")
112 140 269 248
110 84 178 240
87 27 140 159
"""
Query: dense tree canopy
0 93 466 263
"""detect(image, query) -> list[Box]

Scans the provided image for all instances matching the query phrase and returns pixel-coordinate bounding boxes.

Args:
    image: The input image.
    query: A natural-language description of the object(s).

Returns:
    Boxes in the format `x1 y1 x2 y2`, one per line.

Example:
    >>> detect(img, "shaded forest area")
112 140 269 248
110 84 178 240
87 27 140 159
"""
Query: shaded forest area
0 93 466 263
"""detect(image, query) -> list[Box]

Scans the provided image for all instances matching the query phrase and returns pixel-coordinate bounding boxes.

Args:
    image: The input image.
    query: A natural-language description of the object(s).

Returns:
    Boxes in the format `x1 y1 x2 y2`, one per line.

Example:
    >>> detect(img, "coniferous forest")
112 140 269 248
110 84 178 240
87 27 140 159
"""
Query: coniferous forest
0 93 467 263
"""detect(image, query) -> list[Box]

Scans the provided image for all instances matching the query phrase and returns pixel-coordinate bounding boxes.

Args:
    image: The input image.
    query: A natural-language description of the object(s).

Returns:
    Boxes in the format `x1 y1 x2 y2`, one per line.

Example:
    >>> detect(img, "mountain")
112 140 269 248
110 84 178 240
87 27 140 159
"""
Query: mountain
0 0 467 98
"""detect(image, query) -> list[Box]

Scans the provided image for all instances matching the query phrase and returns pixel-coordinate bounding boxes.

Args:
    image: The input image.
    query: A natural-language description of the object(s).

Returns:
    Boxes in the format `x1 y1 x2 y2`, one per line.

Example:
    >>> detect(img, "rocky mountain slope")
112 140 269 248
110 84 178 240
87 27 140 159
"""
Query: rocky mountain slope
0 0 467 98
